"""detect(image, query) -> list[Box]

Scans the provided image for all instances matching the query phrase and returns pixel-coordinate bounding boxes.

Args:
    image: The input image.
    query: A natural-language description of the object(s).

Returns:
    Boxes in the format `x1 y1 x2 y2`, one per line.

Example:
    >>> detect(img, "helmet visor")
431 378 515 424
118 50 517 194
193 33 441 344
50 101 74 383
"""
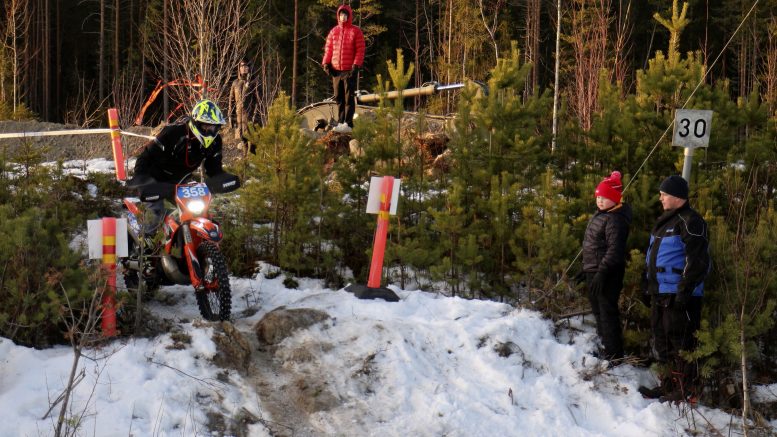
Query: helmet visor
197 122 221 135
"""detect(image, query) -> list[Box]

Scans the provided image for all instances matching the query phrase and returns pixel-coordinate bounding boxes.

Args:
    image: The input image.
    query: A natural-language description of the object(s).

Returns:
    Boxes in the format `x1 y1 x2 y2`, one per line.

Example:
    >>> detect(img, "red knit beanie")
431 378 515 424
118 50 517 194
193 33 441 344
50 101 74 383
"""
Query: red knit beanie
595 171 623 204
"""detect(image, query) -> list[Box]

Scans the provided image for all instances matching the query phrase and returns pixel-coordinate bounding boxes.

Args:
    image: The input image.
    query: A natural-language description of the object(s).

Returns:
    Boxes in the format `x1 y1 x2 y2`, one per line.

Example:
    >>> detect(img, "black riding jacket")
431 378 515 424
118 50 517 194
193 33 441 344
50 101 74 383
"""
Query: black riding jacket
582 203 632 273
134 122 224 183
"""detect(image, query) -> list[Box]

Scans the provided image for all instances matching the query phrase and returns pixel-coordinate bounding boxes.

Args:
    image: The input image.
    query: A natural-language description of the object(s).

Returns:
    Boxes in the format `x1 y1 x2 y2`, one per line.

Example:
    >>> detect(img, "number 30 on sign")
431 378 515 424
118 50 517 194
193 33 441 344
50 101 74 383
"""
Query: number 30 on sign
672 109 714 149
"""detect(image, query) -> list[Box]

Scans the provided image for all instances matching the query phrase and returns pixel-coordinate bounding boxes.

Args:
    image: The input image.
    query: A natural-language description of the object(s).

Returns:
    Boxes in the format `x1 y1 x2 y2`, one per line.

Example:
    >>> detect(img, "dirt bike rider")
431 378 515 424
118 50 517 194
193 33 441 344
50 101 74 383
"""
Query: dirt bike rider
127 99 229 241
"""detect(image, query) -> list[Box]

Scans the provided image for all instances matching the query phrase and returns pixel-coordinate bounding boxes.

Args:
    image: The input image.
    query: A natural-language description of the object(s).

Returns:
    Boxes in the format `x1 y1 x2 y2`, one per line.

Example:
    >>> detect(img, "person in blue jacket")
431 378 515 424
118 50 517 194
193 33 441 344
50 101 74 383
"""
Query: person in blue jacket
639 175 710 402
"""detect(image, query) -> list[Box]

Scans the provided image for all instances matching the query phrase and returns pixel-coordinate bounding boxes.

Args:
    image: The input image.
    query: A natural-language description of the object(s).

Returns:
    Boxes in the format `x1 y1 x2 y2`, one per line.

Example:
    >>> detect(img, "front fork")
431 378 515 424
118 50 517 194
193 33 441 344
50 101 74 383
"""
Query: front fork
182 224 204 288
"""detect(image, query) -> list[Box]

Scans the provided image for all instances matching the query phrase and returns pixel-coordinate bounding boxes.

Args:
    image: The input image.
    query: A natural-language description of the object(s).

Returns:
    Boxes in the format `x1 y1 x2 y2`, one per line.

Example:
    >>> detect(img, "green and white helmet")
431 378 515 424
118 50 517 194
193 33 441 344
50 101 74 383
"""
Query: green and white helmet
188 99 226 148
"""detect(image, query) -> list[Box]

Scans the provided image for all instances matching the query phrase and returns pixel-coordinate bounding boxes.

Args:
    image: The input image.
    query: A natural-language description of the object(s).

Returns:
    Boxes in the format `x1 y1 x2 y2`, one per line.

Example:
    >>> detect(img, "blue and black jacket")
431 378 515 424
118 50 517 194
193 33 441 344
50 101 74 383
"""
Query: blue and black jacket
645 202 710 297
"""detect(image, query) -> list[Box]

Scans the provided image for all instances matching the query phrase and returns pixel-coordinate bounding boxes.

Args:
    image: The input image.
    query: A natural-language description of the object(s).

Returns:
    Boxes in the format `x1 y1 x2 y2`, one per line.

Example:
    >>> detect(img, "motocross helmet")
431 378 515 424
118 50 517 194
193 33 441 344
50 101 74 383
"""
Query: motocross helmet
188 99 226 148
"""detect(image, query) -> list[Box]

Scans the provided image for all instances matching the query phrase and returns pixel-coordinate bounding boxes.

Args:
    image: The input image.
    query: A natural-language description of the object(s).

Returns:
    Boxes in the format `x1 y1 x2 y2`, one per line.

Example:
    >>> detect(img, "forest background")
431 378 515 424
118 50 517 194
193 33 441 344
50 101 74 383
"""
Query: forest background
1 0 777 414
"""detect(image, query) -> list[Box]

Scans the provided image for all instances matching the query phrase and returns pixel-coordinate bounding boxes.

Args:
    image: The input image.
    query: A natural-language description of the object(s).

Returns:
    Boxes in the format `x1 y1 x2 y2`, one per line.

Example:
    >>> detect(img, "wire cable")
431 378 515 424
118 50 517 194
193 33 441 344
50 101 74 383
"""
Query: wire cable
556 0 761 288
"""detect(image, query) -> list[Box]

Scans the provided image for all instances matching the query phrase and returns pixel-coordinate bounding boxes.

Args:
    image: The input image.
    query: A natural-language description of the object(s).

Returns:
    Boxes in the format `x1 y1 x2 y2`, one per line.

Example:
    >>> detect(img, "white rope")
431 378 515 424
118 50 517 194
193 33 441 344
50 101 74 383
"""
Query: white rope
0 128 112 138
0 128 155 140
118 131 156 140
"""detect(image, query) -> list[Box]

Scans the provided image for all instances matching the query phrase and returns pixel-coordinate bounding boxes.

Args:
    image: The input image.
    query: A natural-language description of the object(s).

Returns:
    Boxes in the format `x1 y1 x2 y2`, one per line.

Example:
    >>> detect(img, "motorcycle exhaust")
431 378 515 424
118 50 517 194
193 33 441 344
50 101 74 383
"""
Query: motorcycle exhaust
161 254 191 285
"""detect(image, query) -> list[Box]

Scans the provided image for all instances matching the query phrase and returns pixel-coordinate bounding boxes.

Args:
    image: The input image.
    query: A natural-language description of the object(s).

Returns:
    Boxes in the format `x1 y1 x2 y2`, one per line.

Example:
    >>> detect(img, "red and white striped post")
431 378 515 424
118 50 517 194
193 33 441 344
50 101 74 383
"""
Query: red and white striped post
101 217 118 337
367 176 394 288
107 108 126 181
345 176 400 302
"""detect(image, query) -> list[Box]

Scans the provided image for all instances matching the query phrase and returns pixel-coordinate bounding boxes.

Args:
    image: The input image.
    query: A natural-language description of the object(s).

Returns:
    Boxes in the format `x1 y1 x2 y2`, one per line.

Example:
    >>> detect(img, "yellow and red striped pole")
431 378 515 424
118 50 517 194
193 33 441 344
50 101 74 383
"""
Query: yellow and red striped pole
101 217 118 337
367 176 394 288
107 108 126 181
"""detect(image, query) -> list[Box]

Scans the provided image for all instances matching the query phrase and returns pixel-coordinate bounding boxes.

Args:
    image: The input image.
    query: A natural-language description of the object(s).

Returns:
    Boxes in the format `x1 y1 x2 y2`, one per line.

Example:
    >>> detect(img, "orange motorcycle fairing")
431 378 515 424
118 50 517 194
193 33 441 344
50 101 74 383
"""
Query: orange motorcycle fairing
188 217 223 242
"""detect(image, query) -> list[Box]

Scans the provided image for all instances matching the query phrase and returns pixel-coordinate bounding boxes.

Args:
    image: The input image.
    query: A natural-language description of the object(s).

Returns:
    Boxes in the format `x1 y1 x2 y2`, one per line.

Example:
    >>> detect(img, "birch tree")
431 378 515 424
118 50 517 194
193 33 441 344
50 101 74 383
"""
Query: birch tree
145 0 262 110
1 0 31 111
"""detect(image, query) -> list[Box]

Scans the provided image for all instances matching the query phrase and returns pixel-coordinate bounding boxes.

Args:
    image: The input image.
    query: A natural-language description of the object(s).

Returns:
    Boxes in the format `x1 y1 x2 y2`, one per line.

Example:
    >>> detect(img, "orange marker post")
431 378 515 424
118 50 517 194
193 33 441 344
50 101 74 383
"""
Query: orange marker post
107 108 126 181
367 176 394 288
101 217 118 337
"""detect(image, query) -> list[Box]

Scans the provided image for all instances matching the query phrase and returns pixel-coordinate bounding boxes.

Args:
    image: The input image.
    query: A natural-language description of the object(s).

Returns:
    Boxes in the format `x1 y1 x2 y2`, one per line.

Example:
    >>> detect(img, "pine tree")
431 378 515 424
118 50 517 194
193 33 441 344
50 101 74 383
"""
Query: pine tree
425 42 553 298
237 92 329 277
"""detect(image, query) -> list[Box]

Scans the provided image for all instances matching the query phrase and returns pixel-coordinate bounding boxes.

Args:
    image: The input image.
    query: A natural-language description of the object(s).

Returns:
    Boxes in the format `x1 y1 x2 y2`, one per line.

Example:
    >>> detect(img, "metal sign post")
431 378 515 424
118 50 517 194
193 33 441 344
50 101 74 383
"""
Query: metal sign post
672 109 713 181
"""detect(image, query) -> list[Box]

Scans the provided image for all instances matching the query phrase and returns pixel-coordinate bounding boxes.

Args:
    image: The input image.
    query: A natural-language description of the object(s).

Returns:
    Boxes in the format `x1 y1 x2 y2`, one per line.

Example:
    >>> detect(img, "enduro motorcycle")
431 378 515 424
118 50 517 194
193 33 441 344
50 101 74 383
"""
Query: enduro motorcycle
122 173 240 321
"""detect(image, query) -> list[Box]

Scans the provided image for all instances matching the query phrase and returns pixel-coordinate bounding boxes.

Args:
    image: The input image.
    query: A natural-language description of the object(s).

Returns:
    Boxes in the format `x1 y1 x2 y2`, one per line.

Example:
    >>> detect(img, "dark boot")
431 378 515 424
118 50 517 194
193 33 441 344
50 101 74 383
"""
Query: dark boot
639 374 674 400
638 385 664 399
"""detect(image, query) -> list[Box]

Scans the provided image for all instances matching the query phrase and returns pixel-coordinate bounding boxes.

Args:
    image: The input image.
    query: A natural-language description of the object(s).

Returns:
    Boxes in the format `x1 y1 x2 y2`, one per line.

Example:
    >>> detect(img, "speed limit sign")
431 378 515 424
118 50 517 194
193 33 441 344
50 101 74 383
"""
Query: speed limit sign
673 109 713 148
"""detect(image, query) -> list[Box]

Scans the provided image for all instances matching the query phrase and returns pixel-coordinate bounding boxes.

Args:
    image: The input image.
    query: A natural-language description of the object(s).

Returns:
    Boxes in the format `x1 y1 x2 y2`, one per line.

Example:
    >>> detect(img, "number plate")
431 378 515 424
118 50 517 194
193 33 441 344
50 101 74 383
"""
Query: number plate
177 184 210 199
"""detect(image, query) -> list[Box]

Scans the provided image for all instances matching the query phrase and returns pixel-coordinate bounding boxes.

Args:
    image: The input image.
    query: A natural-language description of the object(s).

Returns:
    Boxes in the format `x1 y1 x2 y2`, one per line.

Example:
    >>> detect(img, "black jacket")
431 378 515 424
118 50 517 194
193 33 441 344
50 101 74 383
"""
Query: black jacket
134 122 224 183
645 202 710 296
582 203 632 273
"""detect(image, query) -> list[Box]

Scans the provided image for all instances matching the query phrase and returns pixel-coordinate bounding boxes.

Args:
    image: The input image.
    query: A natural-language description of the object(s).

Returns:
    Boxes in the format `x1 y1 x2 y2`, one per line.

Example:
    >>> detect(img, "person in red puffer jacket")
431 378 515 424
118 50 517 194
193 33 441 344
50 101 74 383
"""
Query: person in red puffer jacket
322 4 365 132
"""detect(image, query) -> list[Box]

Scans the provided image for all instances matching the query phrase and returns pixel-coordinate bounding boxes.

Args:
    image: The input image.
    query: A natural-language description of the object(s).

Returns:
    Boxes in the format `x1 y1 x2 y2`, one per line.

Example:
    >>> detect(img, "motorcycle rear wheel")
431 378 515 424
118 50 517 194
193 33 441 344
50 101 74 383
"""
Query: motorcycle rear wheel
194 241 232 321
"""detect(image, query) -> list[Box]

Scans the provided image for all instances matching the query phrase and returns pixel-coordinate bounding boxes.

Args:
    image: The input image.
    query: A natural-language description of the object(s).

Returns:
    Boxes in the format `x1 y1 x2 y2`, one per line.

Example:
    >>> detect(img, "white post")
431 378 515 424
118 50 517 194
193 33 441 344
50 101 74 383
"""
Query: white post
682 147 694 182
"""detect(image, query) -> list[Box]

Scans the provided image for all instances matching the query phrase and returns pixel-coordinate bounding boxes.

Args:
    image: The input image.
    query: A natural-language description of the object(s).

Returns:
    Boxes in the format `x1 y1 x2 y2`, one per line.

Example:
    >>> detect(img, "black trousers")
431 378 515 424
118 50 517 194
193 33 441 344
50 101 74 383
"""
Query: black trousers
586 269 625 360
651 294 702 392
332 71 357 126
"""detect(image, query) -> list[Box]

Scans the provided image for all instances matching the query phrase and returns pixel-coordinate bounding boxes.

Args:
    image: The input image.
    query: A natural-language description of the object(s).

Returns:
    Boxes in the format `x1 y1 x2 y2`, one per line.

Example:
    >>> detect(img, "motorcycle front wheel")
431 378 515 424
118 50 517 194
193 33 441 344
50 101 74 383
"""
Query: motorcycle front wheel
194 241 232 321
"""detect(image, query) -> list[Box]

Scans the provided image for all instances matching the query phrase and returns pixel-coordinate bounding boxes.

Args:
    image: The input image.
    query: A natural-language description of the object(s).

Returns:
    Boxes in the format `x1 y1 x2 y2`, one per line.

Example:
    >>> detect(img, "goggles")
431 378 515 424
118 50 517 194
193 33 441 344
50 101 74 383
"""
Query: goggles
197 122 221 135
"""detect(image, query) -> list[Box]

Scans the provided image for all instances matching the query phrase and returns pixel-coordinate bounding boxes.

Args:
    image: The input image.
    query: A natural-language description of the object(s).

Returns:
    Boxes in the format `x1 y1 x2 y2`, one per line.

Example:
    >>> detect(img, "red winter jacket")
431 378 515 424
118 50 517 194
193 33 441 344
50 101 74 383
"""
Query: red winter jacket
322 5 365 71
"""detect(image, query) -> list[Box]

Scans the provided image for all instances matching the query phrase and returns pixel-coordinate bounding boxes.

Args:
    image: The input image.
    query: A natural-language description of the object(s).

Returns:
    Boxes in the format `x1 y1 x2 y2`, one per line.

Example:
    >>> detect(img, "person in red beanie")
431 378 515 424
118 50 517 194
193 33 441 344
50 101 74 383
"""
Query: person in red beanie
580 171 632 362
321 4 365 133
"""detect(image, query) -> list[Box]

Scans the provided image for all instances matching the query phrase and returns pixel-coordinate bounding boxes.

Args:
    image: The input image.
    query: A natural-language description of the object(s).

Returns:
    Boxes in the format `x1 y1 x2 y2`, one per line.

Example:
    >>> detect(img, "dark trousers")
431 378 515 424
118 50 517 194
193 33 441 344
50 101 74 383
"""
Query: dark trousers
586 269 625 360
332 71 357 126
651 294 702 392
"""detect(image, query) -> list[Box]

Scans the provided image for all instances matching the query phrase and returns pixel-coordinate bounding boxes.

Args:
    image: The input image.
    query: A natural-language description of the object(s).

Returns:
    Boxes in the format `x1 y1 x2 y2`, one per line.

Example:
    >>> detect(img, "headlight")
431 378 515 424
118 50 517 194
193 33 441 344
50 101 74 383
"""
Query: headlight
187 200 206 214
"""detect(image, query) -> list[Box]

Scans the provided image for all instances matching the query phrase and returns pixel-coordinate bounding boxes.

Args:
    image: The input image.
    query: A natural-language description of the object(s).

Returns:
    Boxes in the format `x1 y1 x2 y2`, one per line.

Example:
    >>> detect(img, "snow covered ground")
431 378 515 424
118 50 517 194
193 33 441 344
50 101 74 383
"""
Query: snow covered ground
0 270 762 436
1 158 774 436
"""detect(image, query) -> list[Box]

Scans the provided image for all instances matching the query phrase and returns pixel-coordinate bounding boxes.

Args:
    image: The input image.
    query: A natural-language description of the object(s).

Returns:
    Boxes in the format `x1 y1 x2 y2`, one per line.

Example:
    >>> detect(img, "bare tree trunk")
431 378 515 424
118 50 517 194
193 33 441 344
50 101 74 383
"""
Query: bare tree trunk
55 0 61 115
115 0 120 87
424 0 435 83
291 0 298 107
99 0 105 102
477 0 503 62
128 0 133 71
3 0 31 111
525 0 541 97
765 16 777 113
415 0 421 111
740 307 751 437
163 0 169 117
146 0 262 108
446 0 453 112
551 0 560 153
569 0 611 132
43 0 50 119
612 0 632 92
